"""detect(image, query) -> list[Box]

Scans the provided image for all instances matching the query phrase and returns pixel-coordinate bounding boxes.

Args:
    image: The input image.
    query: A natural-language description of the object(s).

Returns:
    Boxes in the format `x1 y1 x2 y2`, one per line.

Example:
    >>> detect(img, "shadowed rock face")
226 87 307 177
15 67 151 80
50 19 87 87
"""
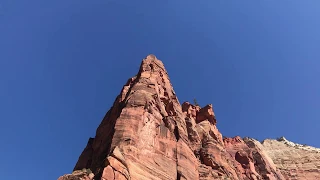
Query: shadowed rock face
58 55 317 180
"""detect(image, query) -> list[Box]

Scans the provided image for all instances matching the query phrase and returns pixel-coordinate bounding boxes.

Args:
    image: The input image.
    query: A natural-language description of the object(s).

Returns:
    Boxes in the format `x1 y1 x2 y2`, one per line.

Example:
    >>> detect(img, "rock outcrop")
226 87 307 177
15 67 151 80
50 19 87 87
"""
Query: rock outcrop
58 169 94 180
58 55 319 180
261 137 320 180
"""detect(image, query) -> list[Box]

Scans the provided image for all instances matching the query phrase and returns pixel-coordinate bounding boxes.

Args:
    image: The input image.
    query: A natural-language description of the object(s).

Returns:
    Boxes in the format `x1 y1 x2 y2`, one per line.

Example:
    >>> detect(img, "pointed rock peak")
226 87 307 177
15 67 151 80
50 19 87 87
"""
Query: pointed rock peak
138 54 167 75
145 54 157 60
60 55 300 180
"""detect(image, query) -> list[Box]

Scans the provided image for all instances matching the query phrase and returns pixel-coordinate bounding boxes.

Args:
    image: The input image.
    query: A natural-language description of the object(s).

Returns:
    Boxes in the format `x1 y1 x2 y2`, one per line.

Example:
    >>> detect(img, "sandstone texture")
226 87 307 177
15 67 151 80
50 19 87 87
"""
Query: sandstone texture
262 137 320 180
58 55 319 180
58 169 94 180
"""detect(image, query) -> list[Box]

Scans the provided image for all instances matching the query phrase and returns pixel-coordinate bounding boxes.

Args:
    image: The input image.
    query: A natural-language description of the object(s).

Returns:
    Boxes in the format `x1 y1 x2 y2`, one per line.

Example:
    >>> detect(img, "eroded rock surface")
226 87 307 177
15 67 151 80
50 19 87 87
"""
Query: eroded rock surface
262 137 320 180
223 137 284 180
68 55 199 180
58 55 318 180
58 169 94 180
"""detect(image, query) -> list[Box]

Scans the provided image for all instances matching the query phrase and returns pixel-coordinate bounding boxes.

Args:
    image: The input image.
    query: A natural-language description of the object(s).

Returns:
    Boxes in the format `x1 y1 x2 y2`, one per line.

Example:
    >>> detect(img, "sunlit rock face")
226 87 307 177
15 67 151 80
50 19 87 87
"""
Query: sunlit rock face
261 137 320 180
58 55 318 180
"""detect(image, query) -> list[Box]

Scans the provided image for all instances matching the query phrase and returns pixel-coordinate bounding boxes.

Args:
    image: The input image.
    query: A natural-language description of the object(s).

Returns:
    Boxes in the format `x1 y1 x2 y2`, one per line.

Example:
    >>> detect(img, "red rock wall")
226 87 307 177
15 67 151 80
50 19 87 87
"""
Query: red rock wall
61 55 287 180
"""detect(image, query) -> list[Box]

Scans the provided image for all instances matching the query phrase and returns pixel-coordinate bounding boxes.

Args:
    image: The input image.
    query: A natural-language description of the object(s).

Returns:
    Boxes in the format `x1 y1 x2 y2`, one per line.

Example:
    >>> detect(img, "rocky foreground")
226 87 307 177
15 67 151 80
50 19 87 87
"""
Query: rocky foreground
59 55 320 180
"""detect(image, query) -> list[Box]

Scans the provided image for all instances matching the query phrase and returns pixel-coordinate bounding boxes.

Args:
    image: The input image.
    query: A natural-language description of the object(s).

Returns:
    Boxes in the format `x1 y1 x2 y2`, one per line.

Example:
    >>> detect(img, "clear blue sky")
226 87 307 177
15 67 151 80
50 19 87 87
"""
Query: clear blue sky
1 0 319 179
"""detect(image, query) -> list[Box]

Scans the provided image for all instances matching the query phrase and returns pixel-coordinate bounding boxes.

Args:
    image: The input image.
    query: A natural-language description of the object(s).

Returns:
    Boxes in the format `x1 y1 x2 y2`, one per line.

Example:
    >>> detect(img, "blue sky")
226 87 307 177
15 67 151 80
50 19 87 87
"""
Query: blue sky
1 0 319 179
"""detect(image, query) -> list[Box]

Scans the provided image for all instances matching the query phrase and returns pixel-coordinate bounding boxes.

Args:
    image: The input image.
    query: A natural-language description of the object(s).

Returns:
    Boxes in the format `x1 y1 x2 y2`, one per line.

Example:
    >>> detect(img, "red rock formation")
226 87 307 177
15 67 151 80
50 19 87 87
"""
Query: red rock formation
68 55 199 180
223 137 284 180
58 55 306 180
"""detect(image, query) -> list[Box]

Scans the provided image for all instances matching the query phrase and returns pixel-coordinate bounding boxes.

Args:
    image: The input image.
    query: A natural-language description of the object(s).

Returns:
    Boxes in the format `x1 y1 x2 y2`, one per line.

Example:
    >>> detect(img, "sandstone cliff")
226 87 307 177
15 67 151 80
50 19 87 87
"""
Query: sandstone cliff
262 137 320 180
58 55 319 180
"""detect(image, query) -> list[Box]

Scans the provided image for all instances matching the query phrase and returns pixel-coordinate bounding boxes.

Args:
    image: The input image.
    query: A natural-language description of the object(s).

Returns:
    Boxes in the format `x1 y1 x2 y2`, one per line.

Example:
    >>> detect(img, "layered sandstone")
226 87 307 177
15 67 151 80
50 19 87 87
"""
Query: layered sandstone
58 169 94 180
261 137 320 180
58 55 318 180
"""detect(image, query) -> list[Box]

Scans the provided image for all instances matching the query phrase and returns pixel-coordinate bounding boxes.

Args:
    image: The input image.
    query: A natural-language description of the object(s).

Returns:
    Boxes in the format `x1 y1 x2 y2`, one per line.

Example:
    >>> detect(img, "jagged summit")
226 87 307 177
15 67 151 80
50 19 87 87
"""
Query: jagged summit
276 136 287 141
264 137 320 153
59 55 320 180
139 55 168 75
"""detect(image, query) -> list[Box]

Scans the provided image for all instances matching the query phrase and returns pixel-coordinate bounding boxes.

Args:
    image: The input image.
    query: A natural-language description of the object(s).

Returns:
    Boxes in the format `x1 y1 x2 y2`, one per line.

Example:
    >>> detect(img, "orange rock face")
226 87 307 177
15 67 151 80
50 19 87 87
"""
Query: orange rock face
58 55 318 180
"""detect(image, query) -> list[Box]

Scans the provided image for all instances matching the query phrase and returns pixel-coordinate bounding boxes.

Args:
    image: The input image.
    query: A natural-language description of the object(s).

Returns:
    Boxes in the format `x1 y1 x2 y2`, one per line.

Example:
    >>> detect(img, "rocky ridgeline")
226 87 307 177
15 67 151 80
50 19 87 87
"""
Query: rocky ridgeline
262 137 320 179
59 55 319 180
